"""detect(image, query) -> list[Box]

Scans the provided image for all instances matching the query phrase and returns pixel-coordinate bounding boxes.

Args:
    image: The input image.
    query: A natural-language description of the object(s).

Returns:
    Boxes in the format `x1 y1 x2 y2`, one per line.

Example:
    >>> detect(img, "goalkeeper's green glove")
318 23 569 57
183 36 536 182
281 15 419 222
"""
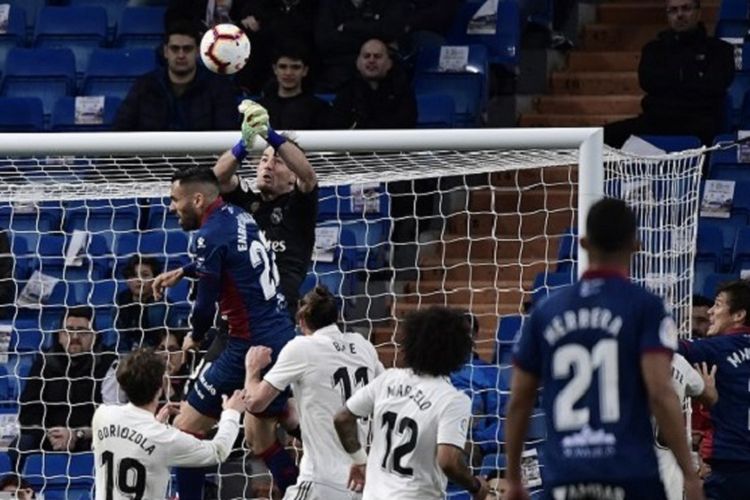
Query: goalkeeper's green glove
239 99 287 150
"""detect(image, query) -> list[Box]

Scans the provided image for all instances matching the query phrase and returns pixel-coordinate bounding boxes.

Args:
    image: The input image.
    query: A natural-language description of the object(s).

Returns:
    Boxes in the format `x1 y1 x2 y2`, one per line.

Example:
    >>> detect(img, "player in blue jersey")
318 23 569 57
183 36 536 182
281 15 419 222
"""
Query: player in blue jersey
679 280 750 500
504 198 703 500
163 167 299 499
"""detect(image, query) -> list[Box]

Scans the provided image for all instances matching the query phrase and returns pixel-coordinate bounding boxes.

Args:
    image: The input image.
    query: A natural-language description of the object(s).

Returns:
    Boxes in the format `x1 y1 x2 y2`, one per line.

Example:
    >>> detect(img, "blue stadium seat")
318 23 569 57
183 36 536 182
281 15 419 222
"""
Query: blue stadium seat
6 352 34 399
715 19 750 39
416 93 455 128
640 135 702 152
0 5 25 71
727 74 750 128
34 6 107 74
317 184 389 221
0 97 44 132
5 0 44 31
116 7 166 49
23 452 95 489
698 219 740 264
63 198 140 249
0 451 11 475
446 0 520 71
145 197 180 230
0 203 64 251
8 231 33 281
719 0 749 21
696 224 725 279
51 96 121 132
701 272 740 298
69 0 128 33
531 270 574 305
494 314 523 364
9 317 49 352
82 48 157 99
732 226 750 273
414 44 489 127
479 453 507 477
708 133 750 182
1 48 76 116
556 227 577 273
113 230 190 274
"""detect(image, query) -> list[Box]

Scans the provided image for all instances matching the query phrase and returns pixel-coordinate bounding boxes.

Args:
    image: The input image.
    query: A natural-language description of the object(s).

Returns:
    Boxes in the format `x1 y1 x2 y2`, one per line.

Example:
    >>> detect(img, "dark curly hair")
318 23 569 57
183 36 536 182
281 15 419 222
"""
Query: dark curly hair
116 348 166 406
297 285 338 331
402 307 473 376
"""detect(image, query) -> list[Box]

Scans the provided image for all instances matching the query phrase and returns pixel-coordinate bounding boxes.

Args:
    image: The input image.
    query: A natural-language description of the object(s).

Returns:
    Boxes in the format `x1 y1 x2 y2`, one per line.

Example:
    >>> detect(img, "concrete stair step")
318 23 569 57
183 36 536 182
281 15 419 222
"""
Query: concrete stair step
448 210 576 239
433 233 563 260
418 256 553 283
534 95 641 115
550 71 640 95
519 113 634 127
489 166 578 187
581 24 664 50
469 187 575 213
597 3 717 24
567 51 641 71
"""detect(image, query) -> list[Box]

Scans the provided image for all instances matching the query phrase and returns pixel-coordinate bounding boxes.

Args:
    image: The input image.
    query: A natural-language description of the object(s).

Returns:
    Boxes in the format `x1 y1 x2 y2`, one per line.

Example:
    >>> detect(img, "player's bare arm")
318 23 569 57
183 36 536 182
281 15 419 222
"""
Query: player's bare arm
213 149 242 193
503 367 538 500
641 353 705 500
243 346 281 413
695 362 718 407
333 407 368 492
437 444 489 500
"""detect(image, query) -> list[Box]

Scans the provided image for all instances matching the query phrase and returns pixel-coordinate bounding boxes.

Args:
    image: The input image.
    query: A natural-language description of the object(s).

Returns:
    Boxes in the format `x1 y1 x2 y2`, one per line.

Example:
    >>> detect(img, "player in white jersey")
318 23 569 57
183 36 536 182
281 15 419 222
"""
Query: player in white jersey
92 349 245 500
243 286 384 500
657 355 717 500
333 307 489 500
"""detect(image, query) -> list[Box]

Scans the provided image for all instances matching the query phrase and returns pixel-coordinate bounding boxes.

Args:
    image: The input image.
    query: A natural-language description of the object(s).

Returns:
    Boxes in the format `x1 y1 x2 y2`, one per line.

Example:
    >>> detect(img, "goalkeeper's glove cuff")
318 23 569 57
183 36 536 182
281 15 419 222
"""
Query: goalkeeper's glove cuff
231 139 248 162
266 127 286 150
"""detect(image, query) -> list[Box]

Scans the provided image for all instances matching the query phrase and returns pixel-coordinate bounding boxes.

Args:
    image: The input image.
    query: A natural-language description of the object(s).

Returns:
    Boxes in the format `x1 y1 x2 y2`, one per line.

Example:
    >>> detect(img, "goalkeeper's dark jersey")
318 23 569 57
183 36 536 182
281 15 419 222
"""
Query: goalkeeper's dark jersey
513 269 677 488
223 179 318 313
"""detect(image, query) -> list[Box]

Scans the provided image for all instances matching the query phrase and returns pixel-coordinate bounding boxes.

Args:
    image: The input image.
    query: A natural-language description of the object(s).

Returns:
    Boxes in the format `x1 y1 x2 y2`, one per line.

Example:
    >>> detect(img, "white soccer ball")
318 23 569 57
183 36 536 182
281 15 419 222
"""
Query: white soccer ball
199 24 251 75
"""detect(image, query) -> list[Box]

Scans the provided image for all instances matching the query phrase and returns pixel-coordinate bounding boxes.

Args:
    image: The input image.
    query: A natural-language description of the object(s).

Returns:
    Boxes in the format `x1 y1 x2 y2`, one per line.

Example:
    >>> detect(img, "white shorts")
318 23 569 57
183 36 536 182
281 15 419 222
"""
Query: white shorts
283 480 362 500
656 447 684 500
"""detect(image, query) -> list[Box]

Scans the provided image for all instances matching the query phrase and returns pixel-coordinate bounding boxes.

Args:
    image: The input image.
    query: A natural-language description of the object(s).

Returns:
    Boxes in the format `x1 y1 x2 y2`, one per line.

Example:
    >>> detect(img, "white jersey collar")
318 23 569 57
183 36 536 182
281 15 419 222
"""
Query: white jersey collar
312 324 343 338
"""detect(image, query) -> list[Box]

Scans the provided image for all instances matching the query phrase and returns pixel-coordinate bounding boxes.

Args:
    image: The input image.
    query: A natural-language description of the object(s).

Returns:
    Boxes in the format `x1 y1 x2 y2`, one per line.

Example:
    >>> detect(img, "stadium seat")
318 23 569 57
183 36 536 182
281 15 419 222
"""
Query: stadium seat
34 6 107 74
700 272 740 298
719 0 749 21
69 0 128 33
416 93 455 128
116 7 166 49
9 317 48 351
556 227 577 273
145 197 181 230
696 224 725 275
479 453 507 477
0 451 11 475
715 19 750 39
63 198 140 249
0 97 44 132
727 74 750 129
113 230 190 274
414 44 489 127
82 48 157 99
640 135 702 152
0 202 64 246
5 0 43 31
708 133 750 182
317 184 389 221
1 48 76 116
6 352 35 398
531 270 574 304
23 452 95 489
0 5 25 71
446 0 520 71
51 96 121 132
8 231 33 281
732 226 750 273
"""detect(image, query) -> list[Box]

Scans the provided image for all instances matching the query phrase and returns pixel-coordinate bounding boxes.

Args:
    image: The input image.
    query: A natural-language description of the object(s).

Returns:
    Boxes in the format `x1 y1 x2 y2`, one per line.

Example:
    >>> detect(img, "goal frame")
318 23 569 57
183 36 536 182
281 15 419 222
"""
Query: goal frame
0 127 604 274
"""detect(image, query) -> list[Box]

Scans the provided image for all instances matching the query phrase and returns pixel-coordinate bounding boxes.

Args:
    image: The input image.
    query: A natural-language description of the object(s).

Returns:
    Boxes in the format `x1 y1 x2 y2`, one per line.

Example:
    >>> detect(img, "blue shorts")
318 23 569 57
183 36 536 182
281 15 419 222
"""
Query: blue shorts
704 461 750 500
186 337 291 419
543 478 666 500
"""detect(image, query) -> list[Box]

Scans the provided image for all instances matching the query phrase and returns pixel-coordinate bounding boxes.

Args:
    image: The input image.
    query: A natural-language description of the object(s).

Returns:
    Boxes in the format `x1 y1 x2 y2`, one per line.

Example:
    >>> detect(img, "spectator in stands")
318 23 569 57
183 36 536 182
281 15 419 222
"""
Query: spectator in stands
604 0 735 148
314 0 405 92
449 313 502 462
117 255 170 350
327 38 417 129
258 44 331 130
114 19 240 131
0 474 35 499
692 294 713 338
165 0 250 30
11 307 117 470
233 0 320 95
156 329 191 403
0 231 13 320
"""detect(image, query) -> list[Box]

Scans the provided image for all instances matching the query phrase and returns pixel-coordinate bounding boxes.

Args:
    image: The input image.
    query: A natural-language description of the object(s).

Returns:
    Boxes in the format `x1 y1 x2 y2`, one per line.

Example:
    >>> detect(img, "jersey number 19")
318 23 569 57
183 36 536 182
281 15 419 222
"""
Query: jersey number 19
101 451 146 500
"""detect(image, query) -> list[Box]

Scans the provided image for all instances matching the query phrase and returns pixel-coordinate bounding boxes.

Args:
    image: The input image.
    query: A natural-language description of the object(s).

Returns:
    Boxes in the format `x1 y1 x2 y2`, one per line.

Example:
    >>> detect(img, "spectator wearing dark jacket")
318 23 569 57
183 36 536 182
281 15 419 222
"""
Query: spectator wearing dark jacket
11 307 117 470
314 0 405 92
0 232 13 320
327 38 416 129
604 0 734 148
114 20 240 131
258 45 330 130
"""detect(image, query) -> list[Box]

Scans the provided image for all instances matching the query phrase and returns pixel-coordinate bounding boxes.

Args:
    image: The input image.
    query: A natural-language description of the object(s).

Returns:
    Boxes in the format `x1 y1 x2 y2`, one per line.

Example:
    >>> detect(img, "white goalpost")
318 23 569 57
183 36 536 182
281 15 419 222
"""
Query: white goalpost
0 128 703 499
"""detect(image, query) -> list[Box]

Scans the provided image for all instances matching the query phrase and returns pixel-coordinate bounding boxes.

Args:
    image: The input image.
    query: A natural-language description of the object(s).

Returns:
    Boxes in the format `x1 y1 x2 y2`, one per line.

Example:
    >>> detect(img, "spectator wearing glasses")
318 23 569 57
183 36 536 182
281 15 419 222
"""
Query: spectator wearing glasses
10 307 117 471
114 19 240 131
604 0 734 148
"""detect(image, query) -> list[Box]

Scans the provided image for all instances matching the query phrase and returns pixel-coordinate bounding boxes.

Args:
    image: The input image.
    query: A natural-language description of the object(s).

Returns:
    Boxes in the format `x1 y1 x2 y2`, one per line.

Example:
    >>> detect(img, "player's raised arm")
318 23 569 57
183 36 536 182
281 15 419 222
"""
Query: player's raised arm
642 352 704 500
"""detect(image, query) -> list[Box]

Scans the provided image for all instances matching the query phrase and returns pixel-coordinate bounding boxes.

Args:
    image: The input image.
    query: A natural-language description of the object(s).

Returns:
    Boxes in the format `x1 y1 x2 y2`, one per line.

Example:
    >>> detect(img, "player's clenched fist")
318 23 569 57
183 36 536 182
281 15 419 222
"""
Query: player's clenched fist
152 267 184 301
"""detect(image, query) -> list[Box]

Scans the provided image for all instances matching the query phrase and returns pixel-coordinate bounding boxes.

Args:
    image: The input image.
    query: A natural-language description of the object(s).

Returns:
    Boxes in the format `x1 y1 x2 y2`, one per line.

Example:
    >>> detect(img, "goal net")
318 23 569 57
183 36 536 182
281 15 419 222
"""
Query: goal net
0 129 703 499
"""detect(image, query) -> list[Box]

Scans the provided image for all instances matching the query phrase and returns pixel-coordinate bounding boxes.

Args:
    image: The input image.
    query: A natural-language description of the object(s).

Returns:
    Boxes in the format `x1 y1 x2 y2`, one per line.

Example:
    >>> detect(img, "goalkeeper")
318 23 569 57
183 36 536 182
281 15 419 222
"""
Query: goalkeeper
154 99 318 319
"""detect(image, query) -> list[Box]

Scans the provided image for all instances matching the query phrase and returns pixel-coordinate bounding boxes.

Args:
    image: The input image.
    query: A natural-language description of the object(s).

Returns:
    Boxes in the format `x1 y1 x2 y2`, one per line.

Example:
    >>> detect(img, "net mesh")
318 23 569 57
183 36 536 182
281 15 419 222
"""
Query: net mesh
0 141 704 499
